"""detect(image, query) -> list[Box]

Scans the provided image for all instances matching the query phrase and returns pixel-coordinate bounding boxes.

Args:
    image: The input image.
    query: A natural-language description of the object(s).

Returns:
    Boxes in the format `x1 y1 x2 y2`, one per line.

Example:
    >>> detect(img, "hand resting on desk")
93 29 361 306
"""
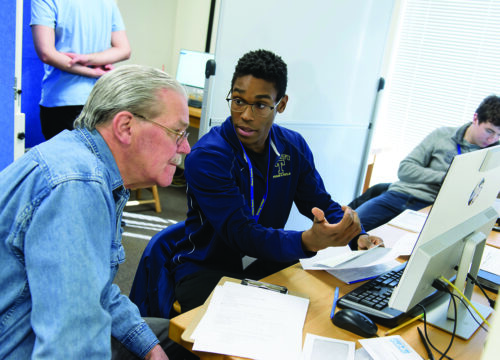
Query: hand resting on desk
302 206 383 252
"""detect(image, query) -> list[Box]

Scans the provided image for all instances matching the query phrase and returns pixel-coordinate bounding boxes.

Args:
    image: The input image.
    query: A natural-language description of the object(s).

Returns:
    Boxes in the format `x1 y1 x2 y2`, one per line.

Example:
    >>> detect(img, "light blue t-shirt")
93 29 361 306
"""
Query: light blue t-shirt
31 0 126 107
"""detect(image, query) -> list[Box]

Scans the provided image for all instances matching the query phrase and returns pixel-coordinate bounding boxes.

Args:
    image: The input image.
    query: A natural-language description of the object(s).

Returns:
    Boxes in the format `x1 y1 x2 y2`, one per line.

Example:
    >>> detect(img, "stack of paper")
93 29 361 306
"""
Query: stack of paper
300 245 399 284
387 209 428 233
191 281 309 359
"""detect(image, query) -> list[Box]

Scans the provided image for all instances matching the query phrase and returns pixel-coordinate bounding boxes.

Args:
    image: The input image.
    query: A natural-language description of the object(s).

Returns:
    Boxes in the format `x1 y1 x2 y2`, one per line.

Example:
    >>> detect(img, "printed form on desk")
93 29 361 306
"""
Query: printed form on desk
481 244 500 275
191 281 309 360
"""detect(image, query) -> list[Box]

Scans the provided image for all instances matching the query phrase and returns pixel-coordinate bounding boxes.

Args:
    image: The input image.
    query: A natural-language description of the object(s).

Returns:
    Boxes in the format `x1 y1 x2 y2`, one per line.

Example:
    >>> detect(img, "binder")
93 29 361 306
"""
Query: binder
477 269 500 293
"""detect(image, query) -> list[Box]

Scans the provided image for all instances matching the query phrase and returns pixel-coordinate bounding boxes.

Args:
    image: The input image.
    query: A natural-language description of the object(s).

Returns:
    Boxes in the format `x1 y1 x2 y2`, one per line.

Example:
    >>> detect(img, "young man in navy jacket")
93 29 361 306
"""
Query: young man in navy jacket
172 49 382 312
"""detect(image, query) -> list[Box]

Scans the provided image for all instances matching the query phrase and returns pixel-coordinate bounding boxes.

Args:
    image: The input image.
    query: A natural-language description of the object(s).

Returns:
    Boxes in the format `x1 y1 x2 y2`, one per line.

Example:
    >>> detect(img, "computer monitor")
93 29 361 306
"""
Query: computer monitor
388 144 500 339
175 49 215 89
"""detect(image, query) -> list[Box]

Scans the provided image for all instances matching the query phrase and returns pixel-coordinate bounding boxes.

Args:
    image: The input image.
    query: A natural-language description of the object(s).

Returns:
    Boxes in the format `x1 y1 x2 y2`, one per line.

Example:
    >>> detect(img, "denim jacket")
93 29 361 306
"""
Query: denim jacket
0 129 158 359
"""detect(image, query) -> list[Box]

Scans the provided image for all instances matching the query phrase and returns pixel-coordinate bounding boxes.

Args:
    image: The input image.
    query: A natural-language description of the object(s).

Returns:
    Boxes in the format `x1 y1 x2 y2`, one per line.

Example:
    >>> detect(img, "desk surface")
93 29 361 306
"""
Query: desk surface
169 218 499 359
170 266 496 360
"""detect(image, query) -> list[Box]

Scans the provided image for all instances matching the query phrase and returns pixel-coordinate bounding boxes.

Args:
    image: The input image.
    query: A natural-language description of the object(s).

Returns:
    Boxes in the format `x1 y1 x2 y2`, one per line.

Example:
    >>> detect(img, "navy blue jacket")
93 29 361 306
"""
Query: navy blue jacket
172 117 350 282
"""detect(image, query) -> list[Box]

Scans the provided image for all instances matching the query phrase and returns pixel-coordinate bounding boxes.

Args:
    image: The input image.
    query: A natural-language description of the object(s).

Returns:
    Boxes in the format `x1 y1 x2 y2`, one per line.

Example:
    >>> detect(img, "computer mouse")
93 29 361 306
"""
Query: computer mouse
331 309 378 337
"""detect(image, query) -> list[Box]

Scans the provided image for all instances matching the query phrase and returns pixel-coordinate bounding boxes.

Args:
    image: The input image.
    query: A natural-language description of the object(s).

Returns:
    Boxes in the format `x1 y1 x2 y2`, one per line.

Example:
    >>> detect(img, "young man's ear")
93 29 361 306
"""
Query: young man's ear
472 112 479 125
277 94 288 113
112 111 134 145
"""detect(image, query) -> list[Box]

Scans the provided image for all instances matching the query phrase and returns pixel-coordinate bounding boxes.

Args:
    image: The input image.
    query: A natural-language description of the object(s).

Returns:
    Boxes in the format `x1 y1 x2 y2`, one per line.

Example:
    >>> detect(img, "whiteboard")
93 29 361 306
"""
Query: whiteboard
202 0 395 229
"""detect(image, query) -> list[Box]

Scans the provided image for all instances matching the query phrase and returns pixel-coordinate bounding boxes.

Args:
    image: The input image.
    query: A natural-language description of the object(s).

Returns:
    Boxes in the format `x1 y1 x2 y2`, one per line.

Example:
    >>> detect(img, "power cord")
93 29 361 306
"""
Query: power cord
422 278 459 360
439 276 491 327
449 292 488 332
465 272 496 308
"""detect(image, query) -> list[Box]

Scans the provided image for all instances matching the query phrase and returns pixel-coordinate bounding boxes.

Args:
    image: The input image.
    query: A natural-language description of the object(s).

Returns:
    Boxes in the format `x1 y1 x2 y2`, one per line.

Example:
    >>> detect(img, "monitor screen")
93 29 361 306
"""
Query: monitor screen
176 49 215 89
388 144 500 338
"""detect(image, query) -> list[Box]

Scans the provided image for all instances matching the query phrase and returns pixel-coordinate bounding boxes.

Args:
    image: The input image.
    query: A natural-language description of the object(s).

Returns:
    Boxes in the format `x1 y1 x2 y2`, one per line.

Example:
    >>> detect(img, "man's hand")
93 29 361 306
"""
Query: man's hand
301 206 362 252
64 52 91 67
144 344 169 360
357 234 384 250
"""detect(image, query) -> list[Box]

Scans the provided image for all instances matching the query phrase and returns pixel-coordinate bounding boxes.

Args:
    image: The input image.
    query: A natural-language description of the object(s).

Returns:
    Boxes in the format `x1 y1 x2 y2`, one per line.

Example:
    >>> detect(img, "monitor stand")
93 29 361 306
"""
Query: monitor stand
424 295 492 339
423 231 493 339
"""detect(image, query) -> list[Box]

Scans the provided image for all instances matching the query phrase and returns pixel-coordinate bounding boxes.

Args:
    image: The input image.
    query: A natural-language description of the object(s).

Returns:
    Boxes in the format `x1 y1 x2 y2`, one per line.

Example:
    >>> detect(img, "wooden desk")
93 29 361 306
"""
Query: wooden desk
189 106 201 129
169 263 496 360
487 228 500 249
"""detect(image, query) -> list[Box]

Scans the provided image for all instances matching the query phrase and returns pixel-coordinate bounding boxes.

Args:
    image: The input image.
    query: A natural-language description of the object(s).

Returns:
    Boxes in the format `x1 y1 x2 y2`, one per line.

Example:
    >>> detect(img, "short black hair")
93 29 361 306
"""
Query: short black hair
476 95 500 127
231 49 288 101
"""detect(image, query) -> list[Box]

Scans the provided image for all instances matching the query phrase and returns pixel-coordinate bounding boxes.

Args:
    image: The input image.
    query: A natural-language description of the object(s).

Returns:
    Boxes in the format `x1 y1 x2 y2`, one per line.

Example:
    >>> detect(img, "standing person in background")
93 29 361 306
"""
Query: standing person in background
31 0 131 140
354 95 500 231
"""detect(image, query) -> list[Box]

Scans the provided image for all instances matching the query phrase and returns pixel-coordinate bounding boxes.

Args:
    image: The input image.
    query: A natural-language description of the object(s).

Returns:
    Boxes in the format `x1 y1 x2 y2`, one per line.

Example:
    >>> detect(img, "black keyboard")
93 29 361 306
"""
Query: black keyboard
337 262 443 327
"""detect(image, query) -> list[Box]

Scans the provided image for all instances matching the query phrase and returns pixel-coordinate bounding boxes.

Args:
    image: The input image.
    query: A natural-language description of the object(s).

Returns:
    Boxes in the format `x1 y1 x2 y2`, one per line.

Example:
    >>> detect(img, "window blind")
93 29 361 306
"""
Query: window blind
370 0 500 184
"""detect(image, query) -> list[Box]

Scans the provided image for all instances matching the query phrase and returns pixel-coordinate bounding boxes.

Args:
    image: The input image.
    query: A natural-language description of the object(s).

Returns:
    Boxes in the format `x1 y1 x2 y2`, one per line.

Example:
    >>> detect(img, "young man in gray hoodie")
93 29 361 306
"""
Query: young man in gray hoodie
356 94 500 231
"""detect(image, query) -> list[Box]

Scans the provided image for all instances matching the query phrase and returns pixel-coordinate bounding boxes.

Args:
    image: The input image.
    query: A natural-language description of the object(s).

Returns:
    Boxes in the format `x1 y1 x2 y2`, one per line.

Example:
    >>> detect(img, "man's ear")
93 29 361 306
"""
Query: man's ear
112 111 134 145
276 94 288 114
473 112 479 125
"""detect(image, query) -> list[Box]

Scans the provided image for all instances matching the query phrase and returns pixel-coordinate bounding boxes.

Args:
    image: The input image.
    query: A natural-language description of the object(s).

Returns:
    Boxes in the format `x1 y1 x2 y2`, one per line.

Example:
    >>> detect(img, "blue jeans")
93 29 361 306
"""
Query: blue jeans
355 191 433 232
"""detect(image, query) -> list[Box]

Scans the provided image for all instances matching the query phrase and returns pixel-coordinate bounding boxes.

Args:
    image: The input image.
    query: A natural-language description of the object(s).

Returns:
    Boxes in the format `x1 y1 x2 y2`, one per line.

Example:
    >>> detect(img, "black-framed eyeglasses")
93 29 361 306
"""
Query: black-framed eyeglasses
132 113 189 145
226 92 283 117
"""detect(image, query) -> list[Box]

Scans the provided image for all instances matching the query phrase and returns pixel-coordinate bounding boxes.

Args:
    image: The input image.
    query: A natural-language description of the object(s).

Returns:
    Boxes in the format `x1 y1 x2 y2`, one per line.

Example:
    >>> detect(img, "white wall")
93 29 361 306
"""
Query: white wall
117 0 219 75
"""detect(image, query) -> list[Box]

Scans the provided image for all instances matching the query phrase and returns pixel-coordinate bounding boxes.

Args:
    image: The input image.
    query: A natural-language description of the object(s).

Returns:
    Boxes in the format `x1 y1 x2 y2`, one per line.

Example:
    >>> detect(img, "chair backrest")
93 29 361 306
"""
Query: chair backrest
129 221 185 318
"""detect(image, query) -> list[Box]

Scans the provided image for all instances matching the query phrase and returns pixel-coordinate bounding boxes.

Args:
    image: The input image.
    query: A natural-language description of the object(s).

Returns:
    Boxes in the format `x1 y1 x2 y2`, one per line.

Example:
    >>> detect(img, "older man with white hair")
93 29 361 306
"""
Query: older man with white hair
0 65 195 360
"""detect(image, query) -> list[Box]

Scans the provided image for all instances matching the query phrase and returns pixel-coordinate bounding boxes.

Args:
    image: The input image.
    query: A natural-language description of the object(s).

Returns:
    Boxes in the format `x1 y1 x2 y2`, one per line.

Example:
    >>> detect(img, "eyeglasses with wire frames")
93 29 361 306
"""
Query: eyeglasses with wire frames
132 113 189 145
226 91 283 117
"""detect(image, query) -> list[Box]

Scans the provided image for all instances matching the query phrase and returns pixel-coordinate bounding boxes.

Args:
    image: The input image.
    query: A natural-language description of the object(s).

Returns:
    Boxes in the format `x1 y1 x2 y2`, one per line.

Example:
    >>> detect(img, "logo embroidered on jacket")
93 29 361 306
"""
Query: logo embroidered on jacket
273 154 291 178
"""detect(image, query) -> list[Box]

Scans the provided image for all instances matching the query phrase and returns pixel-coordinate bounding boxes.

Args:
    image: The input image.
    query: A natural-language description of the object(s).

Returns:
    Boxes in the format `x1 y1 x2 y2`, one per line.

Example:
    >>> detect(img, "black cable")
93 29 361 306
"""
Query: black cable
418 304 453 360
450 293 488 332
466 273 496 308
422 278 461 360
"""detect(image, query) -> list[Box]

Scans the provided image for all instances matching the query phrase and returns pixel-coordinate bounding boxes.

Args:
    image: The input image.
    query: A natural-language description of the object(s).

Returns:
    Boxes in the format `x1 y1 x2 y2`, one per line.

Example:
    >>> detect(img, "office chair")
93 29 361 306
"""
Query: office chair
348 182 391 210
129 221 185 318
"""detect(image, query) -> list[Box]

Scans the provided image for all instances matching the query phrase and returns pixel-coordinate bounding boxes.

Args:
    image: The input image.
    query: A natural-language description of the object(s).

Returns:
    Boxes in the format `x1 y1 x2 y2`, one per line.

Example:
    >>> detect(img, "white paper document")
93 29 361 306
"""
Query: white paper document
481 245 500 275
327 260 400 284
388 209 428 233
299 246 352 270
300 245 392 270
301 334 355 360
191 281 309 360
359 335 423 360
300 245 399 283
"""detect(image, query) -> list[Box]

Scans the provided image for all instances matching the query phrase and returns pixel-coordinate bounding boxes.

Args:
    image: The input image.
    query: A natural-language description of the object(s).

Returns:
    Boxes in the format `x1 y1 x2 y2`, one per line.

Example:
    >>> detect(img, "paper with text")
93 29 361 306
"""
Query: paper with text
300 245 399 283
192 281 309 359
359 335 423 360
481 245 500 275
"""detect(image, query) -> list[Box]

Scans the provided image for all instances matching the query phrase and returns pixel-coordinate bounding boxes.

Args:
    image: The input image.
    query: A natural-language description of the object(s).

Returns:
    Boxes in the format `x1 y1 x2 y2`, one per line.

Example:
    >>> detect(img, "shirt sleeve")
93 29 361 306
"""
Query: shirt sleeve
24 180 156 358
397 129 447 185
30 0 56 27
111 1 126 32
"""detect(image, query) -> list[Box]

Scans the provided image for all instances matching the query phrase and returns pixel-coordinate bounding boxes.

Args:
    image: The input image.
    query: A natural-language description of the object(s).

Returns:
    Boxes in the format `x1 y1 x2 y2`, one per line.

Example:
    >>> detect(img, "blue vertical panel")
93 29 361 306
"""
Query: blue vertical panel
22 0 45 148
0 1 16 171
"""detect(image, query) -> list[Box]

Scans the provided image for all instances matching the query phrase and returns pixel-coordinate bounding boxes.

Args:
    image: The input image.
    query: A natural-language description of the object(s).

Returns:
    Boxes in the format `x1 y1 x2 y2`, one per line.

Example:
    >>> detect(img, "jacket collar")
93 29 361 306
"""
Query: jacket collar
221 116 282 160
76 127 124 190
